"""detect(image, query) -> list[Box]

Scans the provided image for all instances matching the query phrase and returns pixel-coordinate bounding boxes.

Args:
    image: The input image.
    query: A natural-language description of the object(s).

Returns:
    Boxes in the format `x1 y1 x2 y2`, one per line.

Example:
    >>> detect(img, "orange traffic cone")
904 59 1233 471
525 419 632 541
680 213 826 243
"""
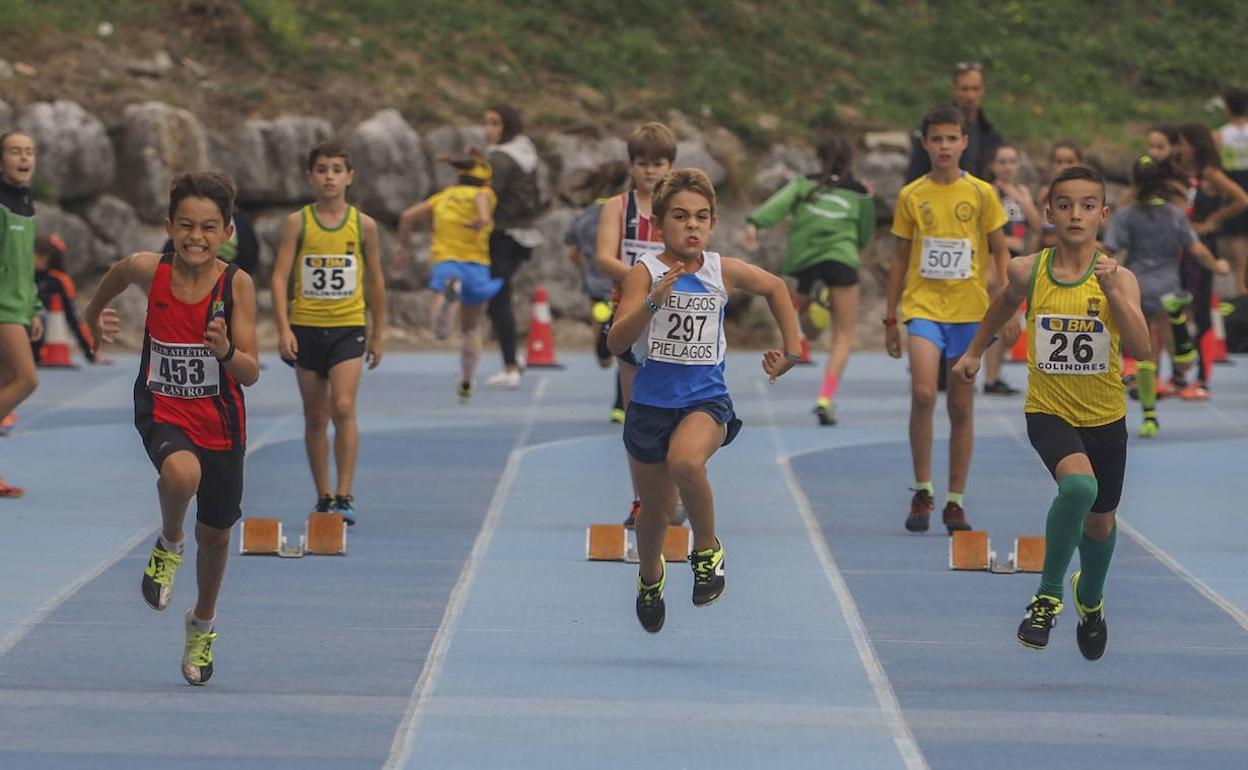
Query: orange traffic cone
1008 301 1028 362
525 286 563 368
1204 293 1229 364
792 292 814 365
38 294 75 368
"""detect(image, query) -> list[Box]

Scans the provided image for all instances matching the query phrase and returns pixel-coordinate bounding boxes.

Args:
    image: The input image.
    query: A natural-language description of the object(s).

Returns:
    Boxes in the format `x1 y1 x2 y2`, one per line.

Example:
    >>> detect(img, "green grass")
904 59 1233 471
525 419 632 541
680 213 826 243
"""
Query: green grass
4 0 1246 150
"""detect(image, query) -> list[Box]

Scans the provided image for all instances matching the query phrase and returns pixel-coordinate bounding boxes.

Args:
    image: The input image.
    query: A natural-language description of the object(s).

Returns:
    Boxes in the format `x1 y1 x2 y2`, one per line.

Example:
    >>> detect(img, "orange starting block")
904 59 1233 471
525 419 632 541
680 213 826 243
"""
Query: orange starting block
239 513 346 558
586 524 692 563
949 530 1045 574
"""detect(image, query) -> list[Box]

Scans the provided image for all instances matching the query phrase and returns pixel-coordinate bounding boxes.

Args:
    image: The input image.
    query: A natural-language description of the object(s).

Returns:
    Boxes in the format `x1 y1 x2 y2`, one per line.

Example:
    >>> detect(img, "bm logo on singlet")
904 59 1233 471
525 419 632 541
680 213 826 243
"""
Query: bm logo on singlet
1040 318 1104 334
304 256 353 269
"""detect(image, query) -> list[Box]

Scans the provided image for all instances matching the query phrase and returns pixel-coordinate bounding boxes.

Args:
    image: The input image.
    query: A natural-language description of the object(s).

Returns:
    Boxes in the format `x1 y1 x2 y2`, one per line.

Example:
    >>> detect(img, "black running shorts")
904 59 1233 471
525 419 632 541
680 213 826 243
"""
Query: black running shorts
1025 412 1127 514
792 260 859 294
139 422 244 530
289 325 366 378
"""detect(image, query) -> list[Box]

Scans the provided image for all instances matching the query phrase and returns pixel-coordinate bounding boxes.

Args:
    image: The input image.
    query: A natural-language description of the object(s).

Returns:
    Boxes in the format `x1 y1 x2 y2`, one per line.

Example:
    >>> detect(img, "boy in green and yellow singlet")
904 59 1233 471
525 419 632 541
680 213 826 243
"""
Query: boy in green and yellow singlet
272 140 386 525
953 166 1151 659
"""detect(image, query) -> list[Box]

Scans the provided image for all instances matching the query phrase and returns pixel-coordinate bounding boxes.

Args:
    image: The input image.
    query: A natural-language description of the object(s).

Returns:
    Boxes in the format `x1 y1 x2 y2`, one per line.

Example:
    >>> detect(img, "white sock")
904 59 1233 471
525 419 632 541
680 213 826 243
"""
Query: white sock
189 612 215 632
159 535 185 555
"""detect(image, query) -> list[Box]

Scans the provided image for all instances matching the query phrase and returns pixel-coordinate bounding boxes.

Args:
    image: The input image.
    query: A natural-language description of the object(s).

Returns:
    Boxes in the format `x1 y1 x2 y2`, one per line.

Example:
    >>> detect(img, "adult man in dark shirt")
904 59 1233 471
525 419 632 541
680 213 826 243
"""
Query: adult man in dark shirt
905 62 1003 183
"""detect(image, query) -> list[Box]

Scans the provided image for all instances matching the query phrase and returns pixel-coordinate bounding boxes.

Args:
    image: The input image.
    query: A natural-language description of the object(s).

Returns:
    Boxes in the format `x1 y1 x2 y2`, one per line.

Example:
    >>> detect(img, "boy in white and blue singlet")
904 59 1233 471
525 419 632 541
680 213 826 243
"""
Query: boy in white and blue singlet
607 168 802 633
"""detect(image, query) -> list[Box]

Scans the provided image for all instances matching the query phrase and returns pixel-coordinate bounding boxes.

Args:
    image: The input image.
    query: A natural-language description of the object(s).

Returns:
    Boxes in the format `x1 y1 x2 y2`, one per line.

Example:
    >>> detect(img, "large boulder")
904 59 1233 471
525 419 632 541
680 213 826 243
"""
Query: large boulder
33 202 95 276
676 140 727 188
74 194 164 270
542 133 627 199
17 101 115 201
117 102 212 223
346 109 431 222
858 150 910 222
224 116 332 205
752 143 816 199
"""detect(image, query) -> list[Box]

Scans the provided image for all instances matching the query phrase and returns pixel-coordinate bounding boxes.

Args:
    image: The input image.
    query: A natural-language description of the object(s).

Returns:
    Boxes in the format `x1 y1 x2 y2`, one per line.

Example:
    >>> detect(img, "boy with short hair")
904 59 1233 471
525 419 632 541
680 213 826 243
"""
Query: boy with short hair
271 140 386 525
595 122 678 527
952 166 1150 657
85 172 261 684
885 104 1013 534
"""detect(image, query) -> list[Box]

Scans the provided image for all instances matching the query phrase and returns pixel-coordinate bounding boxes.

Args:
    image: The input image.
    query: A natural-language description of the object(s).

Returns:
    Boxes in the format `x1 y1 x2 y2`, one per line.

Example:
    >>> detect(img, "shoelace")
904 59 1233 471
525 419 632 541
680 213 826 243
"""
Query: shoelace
185 630 218 666
689 552 718 582
1028 601 1058 629
150 549 183 585
335 496 354 510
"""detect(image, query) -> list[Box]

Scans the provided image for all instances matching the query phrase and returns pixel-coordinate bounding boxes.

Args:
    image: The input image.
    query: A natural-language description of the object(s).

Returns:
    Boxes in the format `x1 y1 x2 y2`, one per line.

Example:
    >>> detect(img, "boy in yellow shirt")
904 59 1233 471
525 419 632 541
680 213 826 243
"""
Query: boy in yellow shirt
885 105 1013 534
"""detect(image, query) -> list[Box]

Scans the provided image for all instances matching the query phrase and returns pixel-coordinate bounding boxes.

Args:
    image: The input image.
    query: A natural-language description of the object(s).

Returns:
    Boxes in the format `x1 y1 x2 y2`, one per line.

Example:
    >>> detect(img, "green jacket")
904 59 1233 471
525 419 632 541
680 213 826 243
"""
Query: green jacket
746 176 874 275
0 179 40 326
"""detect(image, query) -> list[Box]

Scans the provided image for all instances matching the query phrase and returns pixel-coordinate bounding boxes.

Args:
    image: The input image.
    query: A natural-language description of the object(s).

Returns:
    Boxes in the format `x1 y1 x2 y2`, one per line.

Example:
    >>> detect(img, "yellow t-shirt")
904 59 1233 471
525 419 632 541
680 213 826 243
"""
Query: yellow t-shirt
290 205 368 328
428 184 497 266
1024 248 1125 427
891 173 1007 323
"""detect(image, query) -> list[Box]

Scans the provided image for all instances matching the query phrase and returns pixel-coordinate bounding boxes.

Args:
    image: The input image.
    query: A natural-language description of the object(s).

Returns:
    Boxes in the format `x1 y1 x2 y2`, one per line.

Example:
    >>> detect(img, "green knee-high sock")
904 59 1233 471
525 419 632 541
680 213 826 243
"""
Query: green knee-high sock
1076 524 1117 608
1138 360 1157 419
1037 474 1099 599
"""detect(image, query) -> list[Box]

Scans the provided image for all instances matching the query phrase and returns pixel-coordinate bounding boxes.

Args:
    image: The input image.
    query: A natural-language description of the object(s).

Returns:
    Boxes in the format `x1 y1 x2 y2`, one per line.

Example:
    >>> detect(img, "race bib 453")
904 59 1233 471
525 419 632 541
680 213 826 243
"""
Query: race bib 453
148 339 220 398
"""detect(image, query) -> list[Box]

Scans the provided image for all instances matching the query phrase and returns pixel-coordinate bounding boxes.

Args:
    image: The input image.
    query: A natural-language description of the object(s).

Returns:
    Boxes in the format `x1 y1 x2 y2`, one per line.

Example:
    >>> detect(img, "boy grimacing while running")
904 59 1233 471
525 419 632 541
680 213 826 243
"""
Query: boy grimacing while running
952 167 1150 658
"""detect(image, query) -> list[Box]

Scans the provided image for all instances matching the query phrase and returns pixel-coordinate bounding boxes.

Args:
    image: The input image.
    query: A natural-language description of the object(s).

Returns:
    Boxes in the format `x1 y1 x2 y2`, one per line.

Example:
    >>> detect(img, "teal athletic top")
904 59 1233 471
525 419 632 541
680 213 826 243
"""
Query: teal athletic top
0 178 40 326
745 175 875 275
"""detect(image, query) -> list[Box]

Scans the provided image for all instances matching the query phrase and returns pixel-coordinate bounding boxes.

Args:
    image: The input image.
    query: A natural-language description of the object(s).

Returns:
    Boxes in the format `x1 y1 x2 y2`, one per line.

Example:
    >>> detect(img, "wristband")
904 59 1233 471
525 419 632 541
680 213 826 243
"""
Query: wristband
217 343 236 363
882 317 898 327
644 297 661 314
783 352 803 364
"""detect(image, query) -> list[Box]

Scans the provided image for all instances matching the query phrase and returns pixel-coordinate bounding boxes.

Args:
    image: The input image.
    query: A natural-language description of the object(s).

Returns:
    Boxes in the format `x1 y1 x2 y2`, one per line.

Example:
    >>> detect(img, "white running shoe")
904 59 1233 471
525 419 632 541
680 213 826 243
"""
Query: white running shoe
486 369 521 389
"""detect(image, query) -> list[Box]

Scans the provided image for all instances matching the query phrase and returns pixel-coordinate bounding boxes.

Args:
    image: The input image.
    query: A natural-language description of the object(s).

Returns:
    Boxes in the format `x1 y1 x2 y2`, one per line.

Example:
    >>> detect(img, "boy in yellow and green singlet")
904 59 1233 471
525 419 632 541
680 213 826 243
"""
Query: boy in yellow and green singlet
272 140 386 525
953 166 1151 658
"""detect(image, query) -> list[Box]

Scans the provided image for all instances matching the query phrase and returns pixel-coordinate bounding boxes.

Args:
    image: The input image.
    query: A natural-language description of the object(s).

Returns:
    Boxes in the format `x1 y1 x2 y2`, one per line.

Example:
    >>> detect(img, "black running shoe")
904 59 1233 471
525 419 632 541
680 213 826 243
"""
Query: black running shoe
141 538 183 611
982 379 1019 396
1017 594 1064 649
688 540 725 607
334 495 356 526
623 499 640 529
813 398 837 426
315 494 334 513
905 489 933 533
942 501 972 533
636 570 666 633
1071 571 1108 661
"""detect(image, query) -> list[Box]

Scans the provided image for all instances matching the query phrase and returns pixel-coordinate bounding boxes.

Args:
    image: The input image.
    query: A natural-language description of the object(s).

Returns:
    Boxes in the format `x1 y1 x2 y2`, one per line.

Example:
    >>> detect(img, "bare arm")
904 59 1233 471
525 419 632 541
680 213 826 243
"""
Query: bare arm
721 257 801 359
883 237 910 357
472 190 493 229
594 196 629 283
606 262 662 356
960 254 1033 364
1186 238 1231 274
1096 260 1151 361
987 227 1011 293
362 214 387 369
83 251 162 349
207 269 260 387
566 244 586 271
394 202 432 263
270 212 301 336
1195 168 1248 233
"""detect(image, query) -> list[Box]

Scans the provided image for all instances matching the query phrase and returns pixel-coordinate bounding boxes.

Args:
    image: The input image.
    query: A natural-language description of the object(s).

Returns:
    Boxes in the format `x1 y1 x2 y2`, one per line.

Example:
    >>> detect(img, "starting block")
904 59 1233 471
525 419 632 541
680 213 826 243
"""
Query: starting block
239 513 346 558
949 531 1045 573
585 524 692 563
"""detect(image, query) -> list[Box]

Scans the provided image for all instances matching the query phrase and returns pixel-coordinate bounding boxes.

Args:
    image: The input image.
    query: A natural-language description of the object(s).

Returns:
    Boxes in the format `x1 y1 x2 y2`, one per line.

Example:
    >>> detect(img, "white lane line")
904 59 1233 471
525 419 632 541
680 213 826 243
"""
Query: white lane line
383 375 549 770
755 381 930 770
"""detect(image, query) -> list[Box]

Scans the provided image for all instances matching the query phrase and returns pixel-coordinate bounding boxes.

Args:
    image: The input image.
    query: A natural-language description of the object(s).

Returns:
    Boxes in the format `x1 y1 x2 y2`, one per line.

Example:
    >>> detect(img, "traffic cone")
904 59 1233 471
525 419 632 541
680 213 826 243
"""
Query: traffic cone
792 292 813 365
525 286 563 368
1203 293 1229 364
1009 302 1028 362
38 294 75 368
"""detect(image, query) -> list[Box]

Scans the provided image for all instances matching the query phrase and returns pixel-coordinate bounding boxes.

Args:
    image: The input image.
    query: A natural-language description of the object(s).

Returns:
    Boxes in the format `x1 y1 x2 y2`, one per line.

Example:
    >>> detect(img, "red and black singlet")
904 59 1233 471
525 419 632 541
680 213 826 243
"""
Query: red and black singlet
611 190 666 305
135 254 245 450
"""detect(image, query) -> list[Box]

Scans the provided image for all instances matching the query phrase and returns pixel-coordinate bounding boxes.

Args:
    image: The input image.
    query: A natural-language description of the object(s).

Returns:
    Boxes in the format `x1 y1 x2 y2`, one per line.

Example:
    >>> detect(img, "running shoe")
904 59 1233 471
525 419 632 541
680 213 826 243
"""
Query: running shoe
458 380 474 401
1139 417 1159 438
181 611 218 686
807 287 831 331
315 494 335 513
982 379 1020 396
1070 571 1108 661
0 411 17 436
688 540 725 607
813 397 837 426
609 407 626 424
1017 594 1063 650
486 369 521 390
0 475 24 498
141 538 183 611
1156 379 1177 399
1177 382 1211 401
433 279 460 340
904 489 934 533
942 501 972 533
334 495 356 526
635 568 666 633
623 499 640 529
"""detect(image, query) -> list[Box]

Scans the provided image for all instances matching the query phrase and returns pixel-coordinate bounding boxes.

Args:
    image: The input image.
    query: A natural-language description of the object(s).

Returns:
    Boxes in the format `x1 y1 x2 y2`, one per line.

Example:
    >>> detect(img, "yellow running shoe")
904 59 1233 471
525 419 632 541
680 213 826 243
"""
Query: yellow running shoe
181 611 217 686
807 287 831 331
141 538 183 611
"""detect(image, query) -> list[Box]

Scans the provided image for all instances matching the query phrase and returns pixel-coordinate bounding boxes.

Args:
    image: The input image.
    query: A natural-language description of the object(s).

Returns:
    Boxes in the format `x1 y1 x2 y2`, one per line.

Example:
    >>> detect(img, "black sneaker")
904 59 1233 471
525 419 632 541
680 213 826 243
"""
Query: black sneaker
623 499 640 529
1017 594 1064 649
942 501 972 533
334 495 356 526
315 494 334 513
1071 571 1108 661
688 540 725 607
905 489 934 533
982 379 1019 396
635 569 666 633
813 398 837 426
141 537 183 611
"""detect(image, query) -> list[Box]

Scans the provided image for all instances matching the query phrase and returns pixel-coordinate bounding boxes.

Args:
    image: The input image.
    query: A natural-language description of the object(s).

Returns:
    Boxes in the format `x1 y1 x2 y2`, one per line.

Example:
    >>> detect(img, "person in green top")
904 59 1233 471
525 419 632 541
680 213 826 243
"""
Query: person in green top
0 131 44 498
742 136 875 425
